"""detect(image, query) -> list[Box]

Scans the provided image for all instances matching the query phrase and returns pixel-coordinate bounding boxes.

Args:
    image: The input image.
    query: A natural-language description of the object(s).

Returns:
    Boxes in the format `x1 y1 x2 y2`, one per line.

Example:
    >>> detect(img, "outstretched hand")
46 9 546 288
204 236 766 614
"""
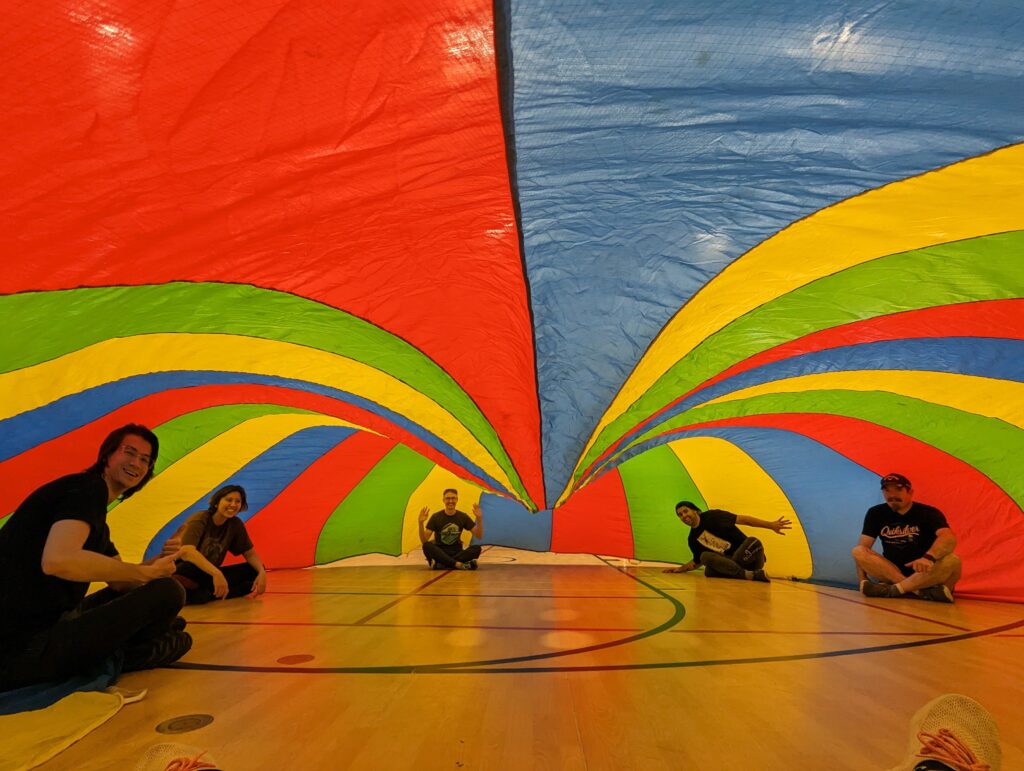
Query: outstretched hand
472 502 482 519
771 517 792 534
418 506 430 524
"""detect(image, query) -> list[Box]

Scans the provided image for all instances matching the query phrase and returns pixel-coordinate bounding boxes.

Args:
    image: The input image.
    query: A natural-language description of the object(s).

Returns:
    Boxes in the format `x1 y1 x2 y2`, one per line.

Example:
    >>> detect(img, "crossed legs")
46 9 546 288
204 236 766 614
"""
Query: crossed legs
852 545 961 594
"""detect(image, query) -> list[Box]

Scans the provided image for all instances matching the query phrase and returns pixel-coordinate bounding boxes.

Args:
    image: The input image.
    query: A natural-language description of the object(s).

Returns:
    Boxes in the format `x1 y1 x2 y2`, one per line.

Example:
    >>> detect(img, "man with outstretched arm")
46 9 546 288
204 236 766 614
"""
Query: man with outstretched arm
663 501 791 582
418 488 483 570
853 473 960 603
0 424 191 692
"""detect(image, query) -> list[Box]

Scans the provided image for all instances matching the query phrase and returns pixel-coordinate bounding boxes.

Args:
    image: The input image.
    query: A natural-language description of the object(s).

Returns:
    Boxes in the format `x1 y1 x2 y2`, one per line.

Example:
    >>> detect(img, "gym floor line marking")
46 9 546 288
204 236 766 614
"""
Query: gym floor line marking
264 590 661 600
350 570 453 626
351 545 497 625
183 619 949 637
169 617 1024 676
787 580 972 632
173 557 686 675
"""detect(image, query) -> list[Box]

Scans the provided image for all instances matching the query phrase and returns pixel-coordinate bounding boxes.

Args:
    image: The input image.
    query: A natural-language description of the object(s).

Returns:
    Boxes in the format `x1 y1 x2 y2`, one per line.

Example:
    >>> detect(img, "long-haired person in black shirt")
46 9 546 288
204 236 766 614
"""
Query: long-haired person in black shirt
0 424 191 692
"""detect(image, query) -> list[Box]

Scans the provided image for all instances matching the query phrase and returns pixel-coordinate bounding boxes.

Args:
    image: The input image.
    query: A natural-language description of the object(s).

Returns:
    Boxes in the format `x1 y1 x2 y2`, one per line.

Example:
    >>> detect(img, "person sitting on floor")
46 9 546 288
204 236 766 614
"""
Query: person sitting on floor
0 424 190 692
168 485 268 604
663 501 791 582
853 473 960 603
418 488 483 570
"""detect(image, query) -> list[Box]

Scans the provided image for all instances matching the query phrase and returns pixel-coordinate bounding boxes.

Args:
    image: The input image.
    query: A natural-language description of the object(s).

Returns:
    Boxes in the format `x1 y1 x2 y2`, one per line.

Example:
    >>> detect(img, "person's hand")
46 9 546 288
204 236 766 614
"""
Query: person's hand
472 502 482 519
249 571 267 598
212 570 229 599
140 554 179 580
906 557 934 574
161 535 182 556
662 566 680 573
771 517 792 534
418 507 430 524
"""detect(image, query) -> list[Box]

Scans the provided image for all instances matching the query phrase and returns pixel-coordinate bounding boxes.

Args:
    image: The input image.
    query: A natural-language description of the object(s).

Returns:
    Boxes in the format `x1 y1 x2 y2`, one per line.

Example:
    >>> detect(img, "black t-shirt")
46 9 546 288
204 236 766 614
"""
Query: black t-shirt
177 511 254 568
862 502 949 568
426 510 476 556
687 509 747 564
0 473 116 651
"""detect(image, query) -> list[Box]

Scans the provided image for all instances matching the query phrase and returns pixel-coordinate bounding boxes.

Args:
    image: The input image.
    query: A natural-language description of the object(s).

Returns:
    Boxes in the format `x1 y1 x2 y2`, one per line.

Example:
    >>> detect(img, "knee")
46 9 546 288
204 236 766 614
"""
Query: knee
940 553 962 573
851 545 869 561
699 552 714 566
146 576 186 613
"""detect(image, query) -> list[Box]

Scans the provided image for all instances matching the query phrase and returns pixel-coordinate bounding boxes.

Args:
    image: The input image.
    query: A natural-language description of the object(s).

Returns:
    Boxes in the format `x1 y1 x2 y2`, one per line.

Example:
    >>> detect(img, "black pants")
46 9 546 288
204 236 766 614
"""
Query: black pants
423 542 481 568
0 577 185 692
174 561 258 604
700 537 765 579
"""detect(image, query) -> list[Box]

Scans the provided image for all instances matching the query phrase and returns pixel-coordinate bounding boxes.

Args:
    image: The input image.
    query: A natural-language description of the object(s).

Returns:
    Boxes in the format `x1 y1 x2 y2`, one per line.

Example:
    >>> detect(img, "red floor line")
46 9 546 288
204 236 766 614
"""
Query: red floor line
787 580 972 631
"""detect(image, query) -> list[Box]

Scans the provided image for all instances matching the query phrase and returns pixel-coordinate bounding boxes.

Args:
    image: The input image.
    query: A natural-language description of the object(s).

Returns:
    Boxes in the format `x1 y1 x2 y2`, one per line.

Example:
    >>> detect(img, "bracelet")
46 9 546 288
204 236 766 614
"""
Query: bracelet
923 553 937 562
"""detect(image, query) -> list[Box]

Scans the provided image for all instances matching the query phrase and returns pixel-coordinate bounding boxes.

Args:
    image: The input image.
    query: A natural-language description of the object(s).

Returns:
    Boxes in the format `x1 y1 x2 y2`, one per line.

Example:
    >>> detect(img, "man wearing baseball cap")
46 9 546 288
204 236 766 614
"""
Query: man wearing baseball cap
852 473 961 602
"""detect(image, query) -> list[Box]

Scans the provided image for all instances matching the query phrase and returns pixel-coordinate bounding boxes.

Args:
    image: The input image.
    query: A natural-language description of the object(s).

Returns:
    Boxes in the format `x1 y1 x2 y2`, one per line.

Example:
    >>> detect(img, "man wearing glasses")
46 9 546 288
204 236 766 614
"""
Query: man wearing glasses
0 424 191 692
418 488 483 570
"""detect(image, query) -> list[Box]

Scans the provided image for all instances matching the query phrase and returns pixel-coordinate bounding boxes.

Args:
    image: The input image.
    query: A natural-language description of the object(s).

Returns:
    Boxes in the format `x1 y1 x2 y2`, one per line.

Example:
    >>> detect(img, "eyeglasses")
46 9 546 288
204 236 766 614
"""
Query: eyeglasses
120 445 152 467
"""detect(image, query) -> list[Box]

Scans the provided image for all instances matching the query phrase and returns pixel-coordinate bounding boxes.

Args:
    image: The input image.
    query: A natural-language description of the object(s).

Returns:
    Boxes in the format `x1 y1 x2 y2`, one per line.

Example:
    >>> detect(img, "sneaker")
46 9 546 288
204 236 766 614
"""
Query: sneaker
135 742 219 771
123 630 193 672
862 580 897 598
468 559 479 571
917 585 955 604
751 569 770 583
170 616 187 632
887 693 1001 771
455 562 471 570
426 559 435 570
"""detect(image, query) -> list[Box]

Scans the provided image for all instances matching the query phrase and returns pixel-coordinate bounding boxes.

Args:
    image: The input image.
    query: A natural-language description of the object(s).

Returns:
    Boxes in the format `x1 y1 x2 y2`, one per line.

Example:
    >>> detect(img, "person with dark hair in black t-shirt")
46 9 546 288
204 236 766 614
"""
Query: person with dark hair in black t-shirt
418 488 483 570
663 501 791 582
853 473 961 603
0 424 191 692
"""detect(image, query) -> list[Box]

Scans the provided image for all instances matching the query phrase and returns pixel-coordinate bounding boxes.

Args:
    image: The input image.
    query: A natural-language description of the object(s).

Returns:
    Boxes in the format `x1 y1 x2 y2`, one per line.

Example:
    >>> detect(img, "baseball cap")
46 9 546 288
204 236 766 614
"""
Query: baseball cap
880 473 911 489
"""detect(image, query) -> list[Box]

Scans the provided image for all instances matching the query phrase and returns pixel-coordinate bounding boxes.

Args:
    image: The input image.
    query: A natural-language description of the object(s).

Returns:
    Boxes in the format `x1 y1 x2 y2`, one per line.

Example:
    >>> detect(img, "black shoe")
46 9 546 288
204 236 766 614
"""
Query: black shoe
917 585 955 603
751 569 770 583
123 630 193 672
861 580 896 598
468 559 478 570
170 616 187 632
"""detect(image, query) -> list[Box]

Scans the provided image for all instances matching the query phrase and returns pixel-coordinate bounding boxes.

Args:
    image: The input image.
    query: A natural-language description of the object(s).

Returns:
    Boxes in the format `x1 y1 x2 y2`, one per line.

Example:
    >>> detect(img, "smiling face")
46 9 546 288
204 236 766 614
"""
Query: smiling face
102 434 153 498
882 483 914 515
676 505 700 528
443 491 458 515
216 492 244 520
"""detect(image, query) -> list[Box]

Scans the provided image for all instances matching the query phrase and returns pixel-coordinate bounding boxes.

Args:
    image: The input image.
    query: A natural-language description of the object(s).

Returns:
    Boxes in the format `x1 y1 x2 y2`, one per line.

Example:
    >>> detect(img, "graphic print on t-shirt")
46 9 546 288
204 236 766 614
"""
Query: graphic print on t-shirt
697 530 731 554
880 524 921 546
438 522 462 546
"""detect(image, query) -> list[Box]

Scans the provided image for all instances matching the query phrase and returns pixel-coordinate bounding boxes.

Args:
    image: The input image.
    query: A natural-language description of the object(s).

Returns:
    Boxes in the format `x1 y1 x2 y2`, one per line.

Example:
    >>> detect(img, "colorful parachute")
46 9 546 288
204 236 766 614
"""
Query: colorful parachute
1 1 1022 600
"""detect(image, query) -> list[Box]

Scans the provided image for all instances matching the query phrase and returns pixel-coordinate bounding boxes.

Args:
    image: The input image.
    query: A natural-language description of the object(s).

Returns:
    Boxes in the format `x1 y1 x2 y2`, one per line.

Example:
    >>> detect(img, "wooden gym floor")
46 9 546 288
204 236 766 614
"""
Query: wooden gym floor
44 548 1024 770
